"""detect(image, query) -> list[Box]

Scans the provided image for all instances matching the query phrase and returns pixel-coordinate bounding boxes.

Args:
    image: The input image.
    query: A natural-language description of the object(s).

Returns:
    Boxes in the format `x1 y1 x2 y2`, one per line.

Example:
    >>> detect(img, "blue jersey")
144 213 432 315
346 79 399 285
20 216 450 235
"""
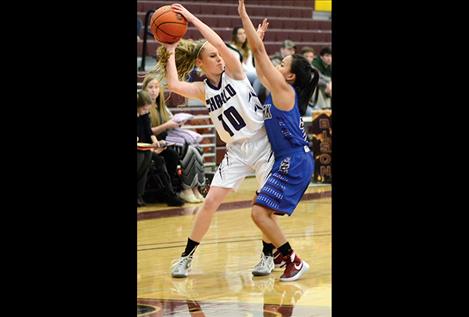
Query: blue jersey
262 91 308 157
256 90 314 215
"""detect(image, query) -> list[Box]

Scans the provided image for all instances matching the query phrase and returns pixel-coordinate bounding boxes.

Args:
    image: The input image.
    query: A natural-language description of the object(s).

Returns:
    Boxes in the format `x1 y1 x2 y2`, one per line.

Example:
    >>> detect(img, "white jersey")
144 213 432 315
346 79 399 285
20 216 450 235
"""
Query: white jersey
204 72 265 144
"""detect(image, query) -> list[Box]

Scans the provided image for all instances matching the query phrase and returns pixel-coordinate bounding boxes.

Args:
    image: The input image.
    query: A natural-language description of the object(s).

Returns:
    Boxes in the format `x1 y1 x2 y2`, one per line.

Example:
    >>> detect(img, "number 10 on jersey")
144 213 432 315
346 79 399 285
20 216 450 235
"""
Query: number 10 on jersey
217 107 246 136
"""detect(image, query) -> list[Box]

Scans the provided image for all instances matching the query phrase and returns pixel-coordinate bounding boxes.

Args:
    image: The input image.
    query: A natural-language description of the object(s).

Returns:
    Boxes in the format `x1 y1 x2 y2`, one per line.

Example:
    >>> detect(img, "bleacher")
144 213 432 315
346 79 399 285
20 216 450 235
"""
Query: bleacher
137 0 331 60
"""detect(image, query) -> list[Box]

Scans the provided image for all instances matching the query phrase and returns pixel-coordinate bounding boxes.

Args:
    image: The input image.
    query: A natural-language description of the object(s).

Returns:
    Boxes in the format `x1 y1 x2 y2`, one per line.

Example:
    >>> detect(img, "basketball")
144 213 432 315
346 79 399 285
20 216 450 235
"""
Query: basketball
150 5 188 44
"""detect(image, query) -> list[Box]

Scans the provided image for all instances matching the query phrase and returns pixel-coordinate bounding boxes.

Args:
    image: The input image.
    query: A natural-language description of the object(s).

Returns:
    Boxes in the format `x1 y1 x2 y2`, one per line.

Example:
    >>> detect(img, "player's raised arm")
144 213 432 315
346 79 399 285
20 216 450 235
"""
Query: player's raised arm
171 3 245 80
160 41 206 103
238 0 295 110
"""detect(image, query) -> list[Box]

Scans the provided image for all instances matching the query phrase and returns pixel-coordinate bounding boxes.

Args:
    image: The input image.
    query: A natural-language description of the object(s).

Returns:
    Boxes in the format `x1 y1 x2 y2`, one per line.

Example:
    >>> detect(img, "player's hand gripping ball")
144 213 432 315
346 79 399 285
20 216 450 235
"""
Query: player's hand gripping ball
150 5 188 44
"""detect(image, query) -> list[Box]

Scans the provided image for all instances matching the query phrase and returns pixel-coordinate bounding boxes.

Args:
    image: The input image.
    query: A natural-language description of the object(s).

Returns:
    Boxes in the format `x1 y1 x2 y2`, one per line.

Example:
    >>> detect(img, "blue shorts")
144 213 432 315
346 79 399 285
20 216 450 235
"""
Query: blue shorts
255 149 314 215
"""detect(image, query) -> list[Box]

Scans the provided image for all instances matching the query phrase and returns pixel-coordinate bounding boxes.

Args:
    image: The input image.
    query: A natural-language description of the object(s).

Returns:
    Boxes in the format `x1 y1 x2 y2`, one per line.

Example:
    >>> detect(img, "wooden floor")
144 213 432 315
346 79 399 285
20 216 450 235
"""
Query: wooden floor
137 177 331 317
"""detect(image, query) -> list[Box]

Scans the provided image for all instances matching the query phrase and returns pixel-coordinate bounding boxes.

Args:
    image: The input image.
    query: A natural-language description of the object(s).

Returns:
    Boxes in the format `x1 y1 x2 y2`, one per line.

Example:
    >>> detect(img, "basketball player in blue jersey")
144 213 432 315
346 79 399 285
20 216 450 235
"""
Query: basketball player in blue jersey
239 0 320 282
155 3 274 278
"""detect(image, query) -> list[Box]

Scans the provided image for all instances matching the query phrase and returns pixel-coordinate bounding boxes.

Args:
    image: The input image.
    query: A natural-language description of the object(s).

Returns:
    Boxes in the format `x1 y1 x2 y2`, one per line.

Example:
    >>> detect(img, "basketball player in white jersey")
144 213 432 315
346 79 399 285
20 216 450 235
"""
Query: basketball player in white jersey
155 3 273 278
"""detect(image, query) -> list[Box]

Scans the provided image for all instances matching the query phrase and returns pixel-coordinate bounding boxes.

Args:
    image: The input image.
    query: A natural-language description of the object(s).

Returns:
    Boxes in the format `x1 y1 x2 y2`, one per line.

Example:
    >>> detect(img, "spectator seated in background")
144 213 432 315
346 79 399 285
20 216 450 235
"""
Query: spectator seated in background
142 73 206 204
137 90 184 207
271 39 296 61
137 90 157 207
312 47 331 77
300 46 316 65
226 26 257 84
308 47 332 113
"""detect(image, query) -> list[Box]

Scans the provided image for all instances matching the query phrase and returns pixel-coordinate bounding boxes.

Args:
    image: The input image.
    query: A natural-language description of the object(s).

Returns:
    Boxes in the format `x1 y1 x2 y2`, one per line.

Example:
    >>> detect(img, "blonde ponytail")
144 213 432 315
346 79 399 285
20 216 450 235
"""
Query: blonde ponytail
152 39 207 82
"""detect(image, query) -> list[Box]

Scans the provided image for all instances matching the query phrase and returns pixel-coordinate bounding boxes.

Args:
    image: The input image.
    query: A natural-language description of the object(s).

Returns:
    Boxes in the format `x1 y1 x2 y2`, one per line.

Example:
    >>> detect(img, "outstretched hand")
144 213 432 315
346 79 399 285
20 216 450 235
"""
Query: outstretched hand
171 3 195 23
238 0 247 16
257 18 269 41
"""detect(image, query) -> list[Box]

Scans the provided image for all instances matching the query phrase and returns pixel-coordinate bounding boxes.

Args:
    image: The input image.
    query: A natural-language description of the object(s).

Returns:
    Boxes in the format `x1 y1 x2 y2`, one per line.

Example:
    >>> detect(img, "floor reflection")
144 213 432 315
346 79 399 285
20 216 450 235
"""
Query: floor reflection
138 273 330 317
243 275 307 317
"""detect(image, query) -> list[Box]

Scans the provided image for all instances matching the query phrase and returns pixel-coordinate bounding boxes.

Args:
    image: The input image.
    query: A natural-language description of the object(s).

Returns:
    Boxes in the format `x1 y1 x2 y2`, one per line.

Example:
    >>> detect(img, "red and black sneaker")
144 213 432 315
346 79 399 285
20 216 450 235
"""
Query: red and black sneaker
279 251 310 282
273 250 286 269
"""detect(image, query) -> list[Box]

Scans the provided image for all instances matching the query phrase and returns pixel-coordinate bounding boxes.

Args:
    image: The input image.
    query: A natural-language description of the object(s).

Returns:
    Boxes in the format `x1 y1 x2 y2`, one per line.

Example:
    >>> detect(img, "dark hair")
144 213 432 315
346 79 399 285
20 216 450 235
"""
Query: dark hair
231 26 242 37
320 47 332 56
137 90 152 108
290 54 320 115
231 26 249 61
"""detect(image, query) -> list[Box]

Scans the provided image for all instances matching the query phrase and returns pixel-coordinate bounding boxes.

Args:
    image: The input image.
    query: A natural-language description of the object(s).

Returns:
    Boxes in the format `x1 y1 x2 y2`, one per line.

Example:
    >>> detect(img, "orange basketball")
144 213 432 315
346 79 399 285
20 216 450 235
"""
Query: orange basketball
150 5 188 44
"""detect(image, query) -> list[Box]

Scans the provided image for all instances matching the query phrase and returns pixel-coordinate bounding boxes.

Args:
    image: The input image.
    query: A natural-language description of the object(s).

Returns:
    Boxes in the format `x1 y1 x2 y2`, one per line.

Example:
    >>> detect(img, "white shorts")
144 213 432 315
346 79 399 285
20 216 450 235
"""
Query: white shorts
211 130 274 191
